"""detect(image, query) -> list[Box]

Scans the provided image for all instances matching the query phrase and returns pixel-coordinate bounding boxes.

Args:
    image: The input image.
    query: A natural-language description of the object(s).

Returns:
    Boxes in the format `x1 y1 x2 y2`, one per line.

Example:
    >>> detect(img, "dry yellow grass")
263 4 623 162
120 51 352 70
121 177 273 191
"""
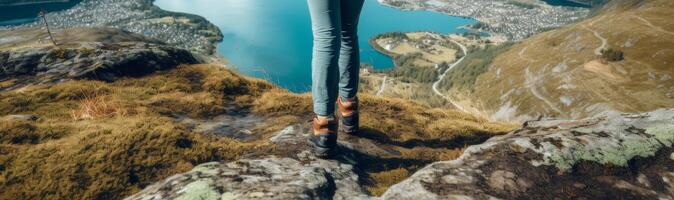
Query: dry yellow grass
0 64 516 199
250 86 515 196
0 64 275 200
71 95 129 120
466 0 674 121
359 73 448 107
366 168 411 195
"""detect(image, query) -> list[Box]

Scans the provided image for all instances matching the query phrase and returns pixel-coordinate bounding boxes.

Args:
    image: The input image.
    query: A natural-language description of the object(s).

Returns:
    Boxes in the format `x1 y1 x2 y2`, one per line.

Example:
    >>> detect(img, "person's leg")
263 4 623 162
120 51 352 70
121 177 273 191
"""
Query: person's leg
336 0 364 134
338 0 364 100
308 0 341 116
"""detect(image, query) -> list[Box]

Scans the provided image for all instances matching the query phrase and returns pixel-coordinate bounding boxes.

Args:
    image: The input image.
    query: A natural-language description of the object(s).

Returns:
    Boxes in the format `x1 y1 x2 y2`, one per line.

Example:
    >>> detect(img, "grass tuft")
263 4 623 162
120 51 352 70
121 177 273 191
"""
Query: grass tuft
71 95 128 120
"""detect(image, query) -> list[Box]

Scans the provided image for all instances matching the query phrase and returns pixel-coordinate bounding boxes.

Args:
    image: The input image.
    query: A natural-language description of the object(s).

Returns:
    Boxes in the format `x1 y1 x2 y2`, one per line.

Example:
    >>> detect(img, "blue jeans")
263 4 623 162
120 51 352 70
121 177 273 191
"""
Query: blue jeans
308 0 364 116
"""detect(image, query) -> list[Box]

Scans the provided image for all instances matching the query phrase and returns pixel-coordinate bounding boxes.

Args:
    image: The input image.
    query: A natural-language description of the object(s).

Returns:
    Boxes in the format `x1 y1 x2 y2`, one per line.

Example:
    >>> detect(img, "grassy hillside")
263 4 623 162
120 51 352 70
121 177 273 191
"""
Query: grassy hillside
443 0 674 121
0 64 515 199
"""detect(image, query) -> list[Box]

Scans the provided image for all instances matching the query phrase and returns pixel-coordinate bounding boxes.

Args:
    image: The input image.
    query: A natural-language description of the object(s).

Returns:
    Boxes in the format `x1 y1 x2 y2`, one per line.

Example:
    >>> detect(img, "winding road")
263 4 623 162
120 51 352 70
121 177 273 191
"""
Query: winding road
583 25 607 56
584 17 608 56
432 39 468 112
376 75 388 96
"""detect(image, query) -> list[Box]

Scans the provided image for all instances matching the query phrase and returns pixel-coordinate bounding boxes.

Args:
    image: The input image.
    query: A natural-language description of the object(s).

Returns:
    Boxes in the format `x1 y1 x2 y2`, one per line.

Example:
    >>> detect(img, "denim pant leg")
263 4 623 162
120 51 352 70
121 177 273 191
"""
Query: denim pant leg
338 0 364 100
308 0 341 116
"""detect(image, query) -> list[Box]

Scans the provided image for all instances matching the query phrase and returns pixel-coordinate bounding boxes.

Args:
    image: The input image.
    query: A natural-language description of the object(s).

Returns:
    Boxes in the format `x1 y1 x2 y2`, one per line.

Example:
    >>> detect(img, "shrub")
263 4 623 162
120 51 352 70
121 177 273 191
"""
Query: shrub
601 48 624 62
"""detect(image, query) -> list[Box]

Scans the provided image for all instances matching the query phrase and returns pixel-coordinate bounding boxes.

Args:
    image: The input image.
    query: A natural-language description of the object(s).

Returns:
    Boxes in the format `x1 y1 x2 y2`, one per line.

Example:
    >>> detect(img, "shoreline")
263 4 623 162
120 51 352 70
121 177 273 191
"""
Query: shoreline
0 0 72 6
377 0 590 40
0 0 224 56
375 2 501 41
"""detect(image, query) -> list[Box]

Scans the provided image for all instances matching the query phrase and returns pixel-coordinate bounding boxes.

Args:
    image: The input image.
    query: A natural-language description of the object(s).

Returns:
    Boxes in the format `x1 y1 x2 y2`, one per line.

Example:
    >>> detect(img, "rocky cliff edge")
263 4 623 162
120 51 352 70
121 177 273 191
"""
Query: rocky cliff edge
127 109 674 200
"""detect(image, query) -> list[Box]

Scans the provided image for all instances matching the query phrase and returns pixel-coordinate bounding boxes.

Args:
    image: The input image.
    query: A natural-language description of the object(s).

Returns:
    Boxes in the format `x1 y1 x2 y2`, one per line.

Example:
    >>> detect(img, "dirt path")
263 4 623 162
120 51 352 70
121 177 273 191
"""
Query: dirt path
524 67 563 114
518 46 537 63
432 39 467 112
376 75 387 96
633 15 674 35
583 25 607 56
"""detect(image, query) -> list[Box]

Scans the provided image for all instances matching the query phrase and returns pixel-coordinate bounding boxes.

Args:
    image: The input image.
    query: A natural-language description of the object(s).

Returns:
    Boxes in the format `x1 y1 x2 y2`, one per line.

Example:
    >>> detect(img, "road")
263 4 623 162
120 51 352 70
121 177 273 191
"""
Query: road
584 17 608 56
524 67 563 114
432 39 468 112
376 75 387 96
583 25 607 56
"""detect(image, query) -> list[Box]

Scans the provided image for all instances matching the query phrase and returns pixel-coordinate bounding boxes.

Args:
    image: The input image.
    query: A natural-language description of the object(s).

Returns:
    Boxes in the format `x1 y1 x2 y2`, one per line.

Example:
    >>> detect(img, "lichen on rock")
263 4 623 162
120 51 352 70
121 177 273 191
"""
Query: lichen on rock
509 110 674 170
128 109 674 200
383 109 674 199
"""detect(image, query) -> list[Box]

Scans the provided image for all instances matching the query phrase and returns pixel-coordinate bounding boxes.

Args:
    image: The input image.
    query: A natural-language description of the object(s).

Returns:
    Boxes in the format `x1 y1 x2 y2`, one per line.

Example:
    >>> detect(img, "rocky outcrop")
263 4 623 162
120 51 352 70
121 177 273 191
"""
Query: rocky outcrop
383 109 674 199
125 125 372 200
0 42 196 82
127 109 673 200
0 27 198 89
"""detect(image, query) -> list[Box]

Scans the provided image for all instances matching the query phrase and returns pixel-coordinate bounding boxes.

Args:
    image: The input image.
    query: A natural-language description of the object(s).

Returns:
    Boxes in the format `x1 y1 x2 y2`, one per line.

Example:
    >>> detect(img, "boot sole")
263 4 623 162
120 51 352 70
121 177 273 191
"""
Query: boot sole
308 138 337 158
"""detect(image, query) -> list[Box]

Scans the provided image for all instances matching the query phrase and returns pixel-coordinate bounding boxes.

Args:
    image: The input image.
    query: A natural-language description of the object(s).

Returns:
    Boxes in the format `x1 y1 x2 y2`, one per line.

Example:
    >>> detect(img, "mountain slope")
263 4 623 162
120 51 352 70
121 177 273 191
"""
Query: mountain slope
447 0 674 121
0 27 516 199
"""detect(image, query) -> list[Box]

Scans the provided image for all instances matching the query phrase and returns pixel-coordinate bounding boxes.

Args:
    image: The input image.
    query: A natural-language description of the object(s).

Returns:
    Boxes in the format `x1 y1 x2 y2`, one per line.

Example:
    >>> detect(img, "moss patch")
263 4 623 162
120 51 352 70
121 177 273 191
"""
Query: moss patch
175 180 220 200
646 126 674 146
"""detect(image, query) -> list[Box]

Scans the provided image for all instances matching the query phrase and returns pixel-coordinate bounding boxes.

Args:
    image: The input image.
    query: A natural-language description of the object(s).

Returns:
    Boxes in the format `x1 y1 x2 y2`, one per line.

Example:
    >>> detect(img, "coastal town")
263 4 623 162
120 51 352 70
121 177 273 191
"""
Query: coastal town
379 0 590 40
0 0 222 54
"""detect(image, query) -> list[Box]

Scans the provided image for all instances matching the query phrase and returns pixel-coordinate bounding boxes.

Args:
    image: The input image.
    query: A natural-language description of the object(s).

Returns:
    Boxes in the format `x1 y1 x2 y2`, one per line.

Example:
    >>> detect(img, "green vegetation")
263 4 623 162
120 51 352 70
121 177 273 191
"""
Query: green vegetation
384 53 439 83
601 48 625 62
439 43 513 92
373 32 409 41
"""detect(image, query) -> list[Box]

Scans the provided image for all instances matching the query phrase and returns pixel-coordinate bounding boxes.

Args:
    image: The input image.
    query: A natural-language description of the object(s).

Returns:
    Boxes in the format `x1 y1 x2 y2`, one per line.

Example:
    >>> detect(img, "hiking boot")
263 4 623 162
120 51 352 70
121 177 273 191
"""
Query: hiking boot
337 97 359 134
308 115 338 158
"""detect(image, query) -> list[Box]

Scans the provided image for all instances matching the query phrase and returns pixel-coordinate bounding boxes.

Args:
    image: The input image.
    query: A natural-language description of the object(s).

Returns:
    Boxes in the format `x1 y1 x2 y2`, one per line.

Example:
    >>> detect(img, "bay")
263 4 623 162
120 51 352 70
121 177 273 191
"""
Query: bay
154 0 476 92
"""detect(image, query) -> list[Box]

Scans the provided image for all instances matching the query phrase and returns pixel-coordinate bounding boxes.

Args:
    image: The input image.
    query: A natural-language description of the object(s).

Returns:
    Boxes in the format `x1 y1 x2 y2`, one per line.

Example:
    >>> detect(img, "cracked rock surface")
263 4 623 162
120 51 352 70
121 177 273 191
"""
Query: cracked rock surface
126 123 373 200
128 109 673 200
383 109 674 200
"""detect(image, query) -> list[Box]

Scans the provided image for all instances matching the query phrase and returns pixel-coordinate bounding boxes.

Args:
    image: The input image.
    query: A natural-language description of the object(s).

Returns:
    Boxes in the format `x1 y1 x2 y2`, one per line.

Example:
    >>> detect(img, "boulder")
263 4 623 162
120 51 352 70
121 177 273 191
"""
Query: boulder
383 109 674 199
125 142 372 200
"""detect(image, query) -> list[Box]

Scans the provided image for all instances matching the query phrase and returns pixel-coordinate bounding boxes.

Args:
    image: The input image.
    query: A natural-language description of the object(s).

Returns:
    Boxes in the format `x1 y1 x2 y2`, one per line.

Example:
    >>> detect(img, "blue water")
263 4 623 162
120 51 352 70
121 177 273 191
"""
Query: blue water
154 0 476 92
543 0 592 7
0 0 81 26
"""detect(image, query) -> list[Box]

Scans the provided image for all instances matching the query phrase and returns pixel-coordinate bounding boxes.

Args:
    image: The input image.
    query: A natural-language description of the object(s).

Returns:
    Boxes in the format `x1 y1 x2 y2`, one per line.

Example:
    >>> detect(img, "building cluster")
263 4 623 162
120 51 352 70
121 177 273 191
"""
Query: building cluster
380 0 589 40
0 0 221 54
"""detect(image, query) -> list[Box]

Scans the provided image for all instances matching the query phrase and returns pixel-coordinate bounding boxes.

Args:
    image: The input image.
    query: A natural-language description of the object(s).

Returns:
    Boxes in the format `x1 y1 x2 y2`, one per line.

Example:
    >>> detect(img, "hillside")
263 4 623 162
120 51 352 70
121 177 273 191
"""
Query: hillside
440 0 674 121
0 27 516 199
1 0 673 199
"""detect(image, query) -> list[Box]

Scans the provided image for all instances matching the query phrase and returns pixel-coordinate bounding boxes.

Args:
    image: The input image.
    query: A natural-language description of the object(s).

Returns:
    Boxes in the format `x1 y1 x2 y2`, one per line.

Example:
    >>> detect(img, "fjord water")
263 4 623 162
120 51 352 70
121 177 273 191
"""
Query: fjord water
154 0 476 92
0 1 81 26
